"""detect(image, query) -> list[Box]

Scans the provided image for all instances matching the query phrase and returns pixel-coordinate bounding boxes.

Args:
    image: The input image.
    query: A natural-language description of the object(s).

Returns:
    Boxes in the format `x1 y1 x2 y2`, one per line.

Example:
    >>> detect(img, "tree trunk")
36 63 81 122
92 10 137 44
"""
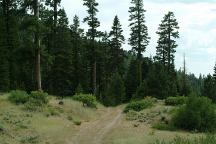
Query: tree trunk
34 0 42 90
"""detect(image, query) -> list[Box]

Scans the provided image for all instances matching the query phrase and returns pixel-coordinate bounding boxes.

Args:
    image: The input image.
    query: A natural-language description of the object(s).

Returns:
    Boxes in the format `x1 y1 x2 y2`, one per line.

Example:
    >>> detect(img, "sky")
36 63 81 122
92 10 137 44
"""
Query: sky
61 0 216 77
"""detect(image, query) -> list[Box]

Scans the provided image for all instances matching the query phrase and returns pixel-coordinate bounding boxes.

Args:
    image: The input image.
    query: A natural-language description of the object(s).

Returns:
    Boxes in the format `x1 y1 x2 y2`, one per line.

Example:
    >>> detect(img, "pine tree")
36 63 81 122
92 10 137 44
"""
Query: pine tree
45 0 61 52
49 9 74 96
128 0 150 85
83 0 100 95
155 11 179 73
203 75 216 101
0 0 20 91
213 63 216 82
104 73 125 106
70 15 84 92
108 15 125 75
125 57 139 101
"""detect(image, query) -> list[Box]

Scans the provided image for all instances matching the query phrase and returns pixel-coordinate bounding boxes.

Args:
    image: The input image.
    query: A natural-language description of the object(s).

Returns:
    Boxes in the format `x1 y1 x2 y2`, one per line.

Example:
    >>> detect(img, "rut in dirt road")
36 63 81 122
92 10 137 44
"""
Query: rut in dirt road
70 107 123 144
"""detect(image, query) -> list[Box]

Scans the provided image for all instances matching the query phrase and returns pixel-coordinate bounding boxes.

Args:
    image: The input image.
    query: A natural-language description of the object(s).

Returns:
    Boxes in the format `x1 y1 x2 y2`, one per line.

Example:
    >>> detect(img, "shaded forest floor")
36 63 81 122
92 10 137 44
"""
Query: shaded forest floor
0 94 204 144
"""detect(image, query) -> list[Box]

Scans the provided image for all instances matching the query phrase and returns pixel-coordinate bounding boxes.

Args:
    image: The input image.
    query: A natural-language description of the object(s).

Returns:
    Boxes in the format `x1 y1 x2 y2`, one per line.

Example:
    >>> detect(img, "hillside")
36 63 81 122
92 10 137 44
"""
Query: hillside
0 94 205 144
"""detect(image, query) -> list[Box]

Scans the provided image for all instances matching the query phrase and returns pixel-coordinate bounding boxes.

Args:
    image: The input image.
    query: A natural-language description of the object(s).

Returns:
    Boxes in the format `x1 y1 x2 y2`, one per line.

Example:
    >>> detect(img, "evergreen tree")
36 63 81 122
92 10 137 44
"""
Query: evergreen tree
108 15 125 75
155 11 179 73
70 15 84 93
125 58 139 101
50 9 74 96
104 73 125 106
83 0 100 95
128 0 150 84
213 63 216 82
203 75 216 102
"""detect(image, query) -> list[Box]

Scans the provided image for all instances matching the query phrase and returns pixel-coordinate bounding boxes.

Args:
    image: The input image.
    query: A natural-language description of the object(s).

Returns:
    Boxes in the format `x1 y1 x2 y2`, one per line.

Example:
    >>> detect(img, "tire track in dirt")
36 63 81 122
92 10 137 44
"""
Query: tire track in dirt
69 107 122 144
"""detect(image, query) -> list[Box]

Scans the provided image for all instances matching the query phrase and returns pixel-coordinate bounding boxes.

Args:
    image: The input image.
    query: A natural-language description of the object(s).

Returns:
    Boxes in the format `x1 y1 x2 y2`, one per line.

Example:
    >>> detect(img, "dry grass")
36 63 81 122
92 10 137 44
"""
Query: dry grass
0 94 104 144
103 101 203 144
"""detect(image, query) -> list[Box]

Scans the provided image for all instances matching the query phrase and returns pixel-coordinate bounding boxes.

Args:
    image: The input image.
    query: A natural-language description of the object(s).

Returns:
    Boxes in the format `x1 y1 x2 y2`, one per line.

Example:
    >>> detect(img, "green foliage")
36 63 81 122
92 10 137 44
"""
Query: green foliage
128 0 150 56
104 73 125 106
124 97 155 113
75 84 84 95
165 96 187 106
172 96 216 132
8 90 29 104
125 110 139 121
108 15 125 75
30 91 48 105
202 75 216 102
0 123 4 132
73 118 82 126
133 80 148 99
73 94 97 108
153 135 216 144
24 91 49 111
155 11 179 72
125 58 139 101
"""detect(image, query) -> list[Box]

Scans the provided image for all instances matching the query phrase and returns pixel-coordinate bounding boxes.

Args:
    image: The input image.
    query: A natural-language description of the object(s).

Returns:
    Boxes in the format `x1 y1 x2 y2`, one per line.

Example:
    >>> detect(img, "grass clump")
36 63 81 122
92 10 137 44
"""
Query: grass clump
73 94 97 108
0 123 4 132
124 97 155 113
165 96 187 106
73 119 82 125
153 135 216 144
152 123 176 131
8 90 29 104
172 96 216 132
20 135 39 144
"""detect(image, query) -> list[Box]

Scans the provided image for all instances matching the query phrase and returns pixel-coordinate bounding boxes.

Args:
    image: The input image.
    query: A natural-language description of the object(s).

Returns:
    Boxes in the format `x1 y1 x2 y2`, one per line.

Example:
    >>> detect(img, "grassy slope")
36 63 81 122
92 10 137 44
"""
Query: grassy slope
0 94 205 144
0 94 105 144
103 101 203 144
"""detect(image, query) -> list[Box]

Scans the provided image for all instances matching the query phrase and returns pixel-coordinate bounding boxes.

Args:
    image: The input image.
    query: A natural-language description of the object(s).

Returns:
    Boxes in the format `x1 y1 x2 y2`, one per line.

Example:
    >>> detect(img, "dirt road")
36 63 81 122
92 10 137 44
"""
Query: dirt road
70 107 123 144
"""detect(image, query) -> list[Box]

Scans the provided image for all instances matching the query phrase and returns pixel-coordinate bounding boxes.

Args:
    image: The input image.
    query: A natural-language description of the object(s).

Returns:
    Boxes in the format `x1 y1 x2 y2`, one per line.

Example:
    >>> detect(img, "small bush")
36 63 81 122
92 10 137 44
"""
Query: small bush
73 118 81 125
73 94 97 108
24 91 48 111
0 123 4 132
172 96 216 132
124 97 155 113
8 90 29 104
126 110 139 121
165 96 187 106
30 91 48 105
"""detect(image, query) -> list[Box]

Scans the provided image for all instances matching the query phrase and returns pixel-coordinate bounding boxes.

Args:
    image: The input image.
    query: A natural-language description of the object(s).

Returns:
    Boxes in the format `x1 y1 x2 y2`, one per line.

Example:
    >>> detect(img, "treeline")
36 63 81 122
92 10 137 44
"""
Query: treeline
0 0 215 105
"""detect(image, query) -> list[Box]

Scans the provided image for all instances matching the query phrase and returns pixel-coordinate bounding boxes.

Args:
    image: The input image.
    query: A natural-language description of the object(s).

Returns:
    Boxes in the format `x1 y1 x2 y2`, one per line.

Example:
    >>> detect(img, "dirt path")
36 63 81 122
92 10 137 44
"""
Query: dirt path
69 107 123 144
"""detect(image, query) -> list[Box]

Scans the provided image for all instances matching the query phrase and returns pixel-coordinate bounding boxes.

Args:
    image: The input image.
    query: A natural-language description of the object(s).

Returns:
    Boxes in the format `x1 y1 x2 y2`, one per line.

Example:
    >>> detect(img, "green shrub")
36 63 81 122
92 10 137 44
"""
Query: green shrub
126 110 139 121
165 96 187 106
172 96 216 132
30 91 48 105
0 123 4 132
73 120 82 126
124 97 155 113
73 94 97 108
24 91 48 111
8 90 29 104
